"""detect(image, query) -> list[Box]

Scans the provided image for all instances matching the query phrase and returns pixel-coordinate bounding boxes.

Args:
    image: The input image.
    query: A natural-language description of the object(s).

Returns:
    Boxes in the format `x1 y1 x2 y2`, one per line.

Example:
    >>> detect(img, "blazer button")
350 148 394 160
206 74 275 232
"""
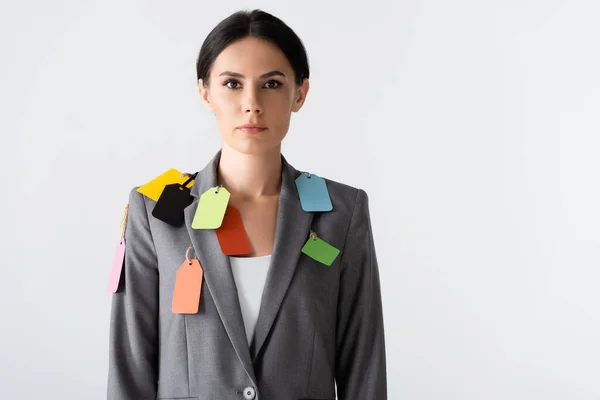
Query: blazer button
242 385 256 399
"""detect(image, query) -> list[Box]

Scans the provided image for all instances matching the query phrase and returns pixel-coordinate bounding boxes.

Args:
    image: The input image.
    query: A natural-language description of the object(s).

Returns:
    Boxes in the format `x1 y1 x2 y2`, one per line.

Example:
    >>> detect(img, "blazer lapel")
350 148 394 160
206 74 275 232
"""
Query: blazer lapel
182 148 314 372
183 150 255 383
250 156 314 362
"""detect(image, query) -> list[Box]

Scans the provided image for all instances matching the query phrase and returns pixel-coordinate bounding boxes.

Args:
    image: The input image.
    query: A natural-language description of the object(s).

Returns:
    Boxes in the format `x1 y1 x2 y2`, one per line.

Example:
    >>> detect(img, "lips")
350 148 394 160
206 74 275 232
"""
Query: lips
238 123 266 129
238 127 267 134
237 123 267 134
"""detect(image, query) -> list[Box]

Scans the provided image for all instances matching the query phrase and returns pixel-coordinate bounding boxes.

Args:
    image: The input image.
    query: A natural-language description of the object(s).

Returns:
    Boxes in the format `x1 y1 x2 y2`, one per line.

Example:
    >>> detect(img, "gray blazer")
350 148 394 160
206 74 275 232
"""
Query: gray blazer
107 149 387 400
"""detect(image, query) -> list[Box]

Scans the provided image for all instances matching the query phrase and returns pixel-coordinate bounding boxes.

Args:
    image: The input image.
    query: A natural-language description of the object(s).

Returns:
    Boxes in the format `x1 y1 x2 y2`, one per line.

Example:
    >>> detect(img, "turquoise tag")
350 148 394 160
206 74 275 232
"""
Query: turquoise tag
295 172 333 212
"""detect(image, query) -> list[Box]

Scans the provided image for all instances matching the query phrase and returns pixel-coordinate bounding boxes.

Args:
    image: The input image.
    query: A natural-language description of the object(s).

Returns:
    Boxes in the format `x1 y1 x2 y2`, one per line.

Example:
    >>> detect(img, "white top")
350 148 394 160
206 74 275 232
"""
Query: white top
229 254 272 347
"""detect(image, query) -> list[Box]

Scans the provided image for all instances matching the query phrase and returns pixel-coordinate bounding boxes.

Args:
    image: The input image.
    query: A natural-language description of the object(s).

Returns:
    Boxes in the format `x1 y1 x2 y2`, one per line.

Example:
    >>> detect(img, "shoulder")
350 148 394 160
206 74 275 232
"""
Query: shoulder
296 169 368 218
125 185 154 221
325 175 364 201
127 185 147 204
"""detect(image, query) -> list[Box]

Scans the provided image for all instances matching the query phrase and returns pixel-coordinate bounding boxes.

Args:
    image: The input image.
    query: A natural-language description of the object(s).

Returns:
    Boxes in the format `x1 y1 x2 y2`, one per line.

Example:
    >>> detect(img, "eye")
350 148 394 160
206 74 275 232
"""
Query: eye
264 80 283 89
223 79 241 89
222 79 283 90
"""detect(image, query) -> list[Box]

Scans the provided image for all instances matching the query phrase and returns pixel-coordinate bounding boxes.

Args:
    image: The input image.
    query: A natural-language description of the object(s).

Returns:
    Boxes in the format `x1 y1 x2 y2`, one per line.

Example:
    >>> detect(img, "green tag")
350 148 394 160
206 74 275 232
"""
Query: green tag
191 186 230 229
301 231 340 266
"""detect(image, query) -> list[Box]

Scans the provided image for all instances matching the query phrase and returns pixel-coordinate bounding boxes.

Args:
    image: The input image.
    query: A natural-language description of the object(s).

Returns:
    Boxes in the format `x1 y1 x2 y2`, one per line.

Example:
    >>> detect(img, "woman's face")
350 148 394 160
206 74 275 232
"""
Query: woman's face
198 36 309 155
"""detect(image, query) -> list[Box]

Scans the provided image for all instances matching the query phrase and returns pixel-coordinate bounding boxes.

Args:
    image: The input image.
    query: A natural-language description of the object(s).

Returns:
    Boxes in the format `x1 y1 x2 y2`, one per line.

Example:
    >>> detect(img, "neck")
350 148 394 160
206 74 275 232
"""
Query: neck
216 144 283 200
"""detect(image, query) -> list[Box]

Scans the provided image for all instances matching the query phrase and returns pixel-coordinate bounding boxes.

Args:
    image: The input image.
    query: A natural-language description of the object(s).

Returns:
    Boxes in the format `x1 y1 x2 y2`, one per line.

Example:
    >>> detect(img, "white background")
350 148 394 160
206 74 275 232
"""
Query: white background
1 0 599 398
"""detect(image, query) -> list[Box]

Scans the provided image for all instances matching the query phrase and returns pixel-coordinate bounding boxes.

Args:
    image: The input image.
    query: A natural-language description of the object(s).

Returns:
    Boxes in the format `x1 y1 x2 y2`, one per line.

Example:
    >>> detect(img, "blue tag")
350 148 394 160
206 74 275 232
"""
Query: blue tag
295 172 333 212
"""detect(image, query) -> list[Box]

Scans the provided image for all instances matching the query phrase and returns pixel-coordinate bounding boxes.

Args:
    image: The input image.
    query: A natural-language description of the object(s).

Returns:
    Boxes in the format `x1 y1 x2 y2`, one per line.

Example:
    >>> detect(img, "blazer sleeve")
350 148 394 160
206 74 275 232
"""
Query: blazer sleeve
335 189 388 399
107 187 159 399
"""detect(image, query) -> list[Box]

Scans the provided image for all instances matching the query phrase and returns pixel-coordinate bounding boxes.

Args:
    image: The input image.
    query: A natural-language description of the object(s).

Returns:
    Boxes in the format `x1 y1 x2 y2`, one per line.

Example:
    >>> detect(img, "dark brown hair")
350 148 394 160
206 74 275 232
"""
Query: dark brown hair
196 9 310 88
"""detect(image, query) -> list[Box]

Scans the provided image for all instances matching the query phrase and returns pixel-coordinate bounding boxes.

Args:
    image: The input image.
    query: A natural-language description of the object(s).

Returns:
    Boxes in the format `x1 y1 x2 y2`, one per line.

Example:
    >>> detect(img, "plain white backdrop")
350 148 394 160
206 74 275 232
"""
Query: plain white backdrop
2 0 599 398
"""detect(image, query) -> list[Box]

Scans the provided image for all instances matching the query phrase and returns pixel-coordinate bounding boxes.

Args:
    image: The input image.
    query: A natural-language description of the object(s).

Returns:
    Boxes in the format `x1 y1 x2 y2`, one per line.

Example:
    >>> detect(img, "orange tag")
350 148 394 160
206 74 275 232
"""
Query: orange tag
215 206 252 255
172 259 203 314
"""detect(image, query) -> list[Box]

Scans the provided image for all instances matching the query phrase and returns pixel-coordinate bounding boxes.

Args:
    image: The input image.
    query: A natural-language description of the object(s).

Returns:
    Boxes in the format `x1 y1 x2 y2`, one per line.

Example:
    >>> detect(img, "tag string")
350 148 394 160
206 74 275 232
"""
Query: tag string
309 230 317 240
180 172 198 189
185 243 196 264
119 204 129 239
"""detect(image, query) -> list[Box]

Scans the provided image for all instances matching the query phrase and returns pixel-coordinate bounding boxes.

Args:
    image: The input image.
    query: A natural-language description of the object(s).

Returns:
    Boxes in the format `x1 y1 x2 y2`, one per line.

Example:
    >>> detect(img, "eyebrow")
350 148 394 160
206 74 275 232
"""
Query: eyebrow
218 70 287 79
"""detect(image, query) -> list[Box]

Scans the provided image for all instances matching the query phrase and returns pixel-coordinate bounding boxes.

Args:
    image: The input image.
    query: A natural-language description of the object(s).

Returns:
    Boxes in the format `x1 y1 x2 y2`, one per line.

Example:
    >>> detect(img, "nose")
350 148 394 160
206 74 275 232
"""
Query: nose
243 89 262 115
245 105 261 114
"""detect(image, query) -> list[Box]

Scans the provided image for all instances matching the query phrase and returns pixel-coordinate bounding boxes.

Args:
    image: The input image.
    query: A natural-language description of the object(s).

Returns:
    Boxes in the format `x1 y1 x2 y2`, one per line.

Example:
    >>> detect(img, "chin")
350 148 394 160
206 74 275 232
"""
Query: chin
227 141 282 155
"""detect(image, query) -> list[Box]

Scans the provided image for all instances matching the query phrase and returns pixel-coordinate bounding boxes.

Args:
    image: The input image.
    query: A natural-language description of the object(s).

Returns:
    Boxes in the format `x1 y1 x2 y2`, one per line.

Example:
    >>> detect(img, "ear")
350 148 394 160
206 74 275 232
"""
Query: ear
198 78 215 113
291 78 310 113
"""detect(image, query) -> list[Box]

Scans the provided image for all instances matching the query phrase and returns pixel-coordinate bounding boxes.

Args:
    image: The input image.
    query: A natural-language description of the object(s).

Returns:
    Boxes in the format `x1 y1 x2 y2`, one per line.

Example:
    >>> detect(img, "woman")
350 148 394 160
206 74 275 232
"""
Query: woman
107 9 387 400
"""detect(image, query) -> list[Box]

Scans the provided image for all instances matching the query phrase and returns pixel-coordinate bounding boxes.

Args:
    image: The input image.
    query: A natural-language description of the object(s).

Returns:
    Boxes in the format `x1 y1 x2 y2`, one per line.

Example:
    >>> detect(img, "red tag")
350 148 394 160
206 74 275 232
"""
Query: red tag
215 206 252 255
172 259 203 314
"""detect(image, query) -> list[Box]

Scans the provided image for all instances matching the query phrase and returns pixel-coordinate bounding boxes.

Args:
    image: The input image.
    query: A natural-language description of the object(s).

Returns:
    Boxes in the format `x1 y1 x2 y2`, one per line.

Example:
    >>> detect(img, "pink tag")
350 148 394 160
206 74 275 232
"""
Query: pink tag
107 238 126 293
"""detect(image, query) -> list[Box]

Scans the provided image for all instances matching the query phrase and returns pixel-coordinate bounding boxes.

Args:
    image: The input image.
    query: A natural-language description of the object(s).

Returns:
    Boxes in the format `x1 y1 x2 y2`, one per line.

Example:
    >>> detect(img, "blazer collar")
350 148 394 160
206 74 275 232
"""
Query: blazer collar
183 148 314 382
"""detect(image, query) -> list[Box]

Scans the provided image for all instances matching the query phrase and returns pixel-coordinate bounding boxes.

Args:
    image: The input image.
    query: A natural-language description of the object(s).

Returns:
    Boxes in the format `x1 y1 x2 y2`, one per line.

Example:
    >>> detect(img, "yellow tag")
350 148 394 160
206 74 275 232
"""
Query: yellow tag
137 168 194 202
191 186 231 229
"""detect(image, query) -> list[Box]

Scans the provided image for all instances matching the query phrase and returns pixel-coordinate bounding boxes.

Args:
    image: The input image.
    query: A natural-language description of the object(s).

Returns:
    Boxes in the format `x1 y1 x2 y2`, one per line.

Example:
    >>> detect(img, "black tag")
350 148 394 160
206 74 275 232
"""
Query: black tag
152 173 197 227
